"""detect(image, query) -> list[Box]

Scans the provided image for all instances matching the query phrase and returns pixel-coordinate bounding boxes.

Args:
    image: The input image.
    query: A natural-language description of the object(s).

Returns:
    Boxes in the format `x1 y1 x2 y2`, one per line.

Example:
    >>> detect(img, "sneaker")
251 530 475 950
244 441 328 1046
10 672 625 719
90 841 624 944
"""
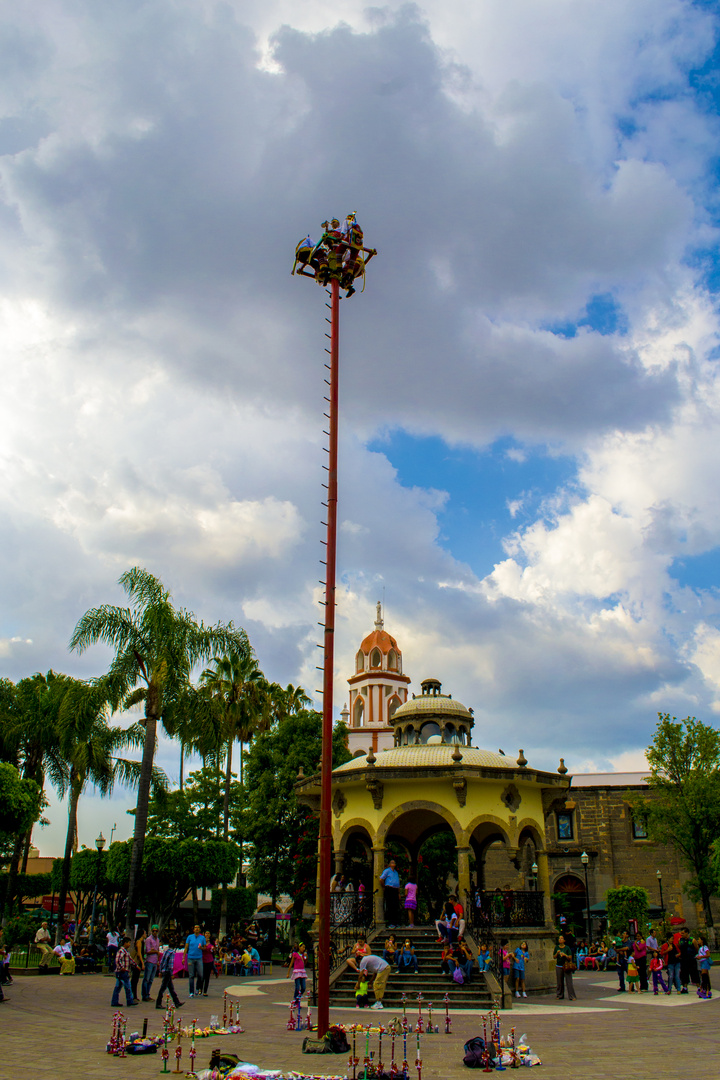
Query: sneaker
522 992 527 998
175 1001 185 1008
515 991 520 998
654 991 658 996
371 1002 384 1010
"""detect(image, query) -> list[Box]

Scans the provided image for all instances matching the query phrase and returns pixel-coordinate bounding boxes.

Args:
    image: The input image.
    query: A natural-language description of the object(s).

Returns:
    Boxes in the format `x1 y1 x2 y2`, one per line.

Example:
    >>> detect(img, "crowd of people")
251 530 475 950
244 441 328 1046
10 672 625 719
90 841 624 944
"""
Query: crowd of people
550 924 714 1001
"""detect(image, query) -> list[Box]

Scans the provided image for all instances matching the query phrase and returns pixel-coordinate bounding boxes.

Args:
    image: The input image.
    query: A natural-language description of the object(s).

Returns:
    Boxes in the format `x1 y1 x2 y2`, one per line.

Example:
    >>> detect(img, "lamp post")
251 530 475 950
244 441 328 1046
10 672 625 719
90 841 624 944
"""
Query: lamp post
656 869 665 917
531 862 538 891
581 851 590 943
88 832 106 947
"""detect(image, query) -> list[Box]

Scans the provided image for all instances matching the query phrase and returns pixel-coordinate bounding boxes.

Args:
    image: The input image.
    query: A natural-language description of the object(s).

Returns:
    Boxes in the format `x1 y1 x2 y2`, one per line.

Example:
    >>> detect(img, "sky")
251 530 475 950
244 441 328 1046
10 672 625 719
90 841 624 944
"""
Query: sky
2 0 720 856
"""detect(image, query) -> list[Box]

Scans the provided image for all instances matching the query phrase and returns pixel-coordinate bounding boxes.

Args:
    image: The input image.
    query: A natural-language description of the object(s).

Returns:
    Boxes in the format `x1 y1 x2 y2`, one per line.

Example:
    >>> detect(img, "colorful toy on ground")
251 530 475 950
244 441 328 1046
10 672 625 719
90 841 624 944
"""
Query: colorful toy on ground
292 213 377 298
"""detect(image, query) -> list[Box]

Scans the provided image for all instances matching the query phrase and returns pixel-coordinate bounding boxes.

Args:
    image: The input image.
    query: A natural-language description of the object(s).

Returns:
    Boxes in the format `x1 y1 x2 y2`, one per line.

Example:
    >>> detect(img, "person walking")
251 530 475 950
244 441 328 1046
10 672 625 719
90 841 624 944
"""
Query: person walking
34 922 54 972
649 950 668 995
615 931 630 992
553 935 577 1000
286 941 308 1004
142 926 161 1001
106 927 120 973
128 928 146 1003
380 860 400 928
111 936 136 1008
201 936 215 996
155 936 184 1010
184 924 206 999
358 953 391 1010
697 936 713 999
632 933 648 992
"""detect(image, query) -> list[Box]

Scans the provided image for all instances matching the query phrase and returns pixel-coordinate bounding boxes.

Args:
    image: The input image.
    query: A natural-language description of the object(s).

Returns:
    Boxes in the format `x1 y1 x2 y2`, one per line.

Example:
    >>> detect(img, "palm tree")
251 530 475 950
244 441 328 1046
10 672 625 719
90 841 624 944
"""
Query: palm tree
69 567 250 933
2 672 69 921
52 677 165 943
200 651 271 934
270 682 312 723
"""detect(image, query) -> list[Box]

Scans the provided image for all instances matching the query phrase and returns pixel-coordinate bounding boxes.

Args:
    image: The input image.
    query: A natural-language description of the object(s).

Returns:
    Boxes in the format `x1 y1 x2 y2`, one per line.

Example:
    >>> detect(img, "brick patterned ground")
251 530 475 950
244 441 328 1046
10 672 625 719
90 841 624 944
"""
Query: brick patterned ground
2 967 718 1078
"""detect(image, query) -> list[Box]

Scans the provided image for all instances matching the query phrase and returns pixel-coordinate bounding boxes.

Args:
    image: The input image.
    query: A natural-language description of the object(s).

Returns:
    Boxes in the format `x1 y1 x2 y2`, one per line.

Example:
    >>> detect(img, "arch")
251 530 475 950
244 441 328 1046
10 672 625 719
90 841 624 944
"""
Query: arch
419 721 441 743
353 697 365 727
387 649 397 670
553 873 585 894
516 820 545 849
388 694 402 721
336 820 375 854
376 800 462 848
370 647 382 669
465 814 514 850
443 723 455 744
355 650 364 673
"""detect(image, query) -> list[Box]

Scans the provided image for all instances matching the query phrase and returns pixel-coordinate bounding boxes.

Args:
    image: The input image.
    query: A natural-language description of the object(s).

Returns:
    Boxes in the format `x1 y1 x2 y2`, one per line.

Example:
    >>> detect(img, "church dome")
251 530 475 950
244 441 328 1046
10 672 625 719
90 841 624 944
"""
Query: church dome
354 602 403 674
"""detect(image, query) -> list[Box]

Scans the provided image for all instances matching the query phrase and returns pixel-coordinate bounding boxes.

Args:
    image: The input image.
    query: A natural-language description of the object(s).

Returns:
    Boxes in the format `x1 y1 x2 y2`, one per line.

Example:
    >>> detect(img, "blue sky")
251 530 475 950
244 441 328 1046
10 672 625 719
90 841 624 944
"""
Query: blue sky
1 0 720 853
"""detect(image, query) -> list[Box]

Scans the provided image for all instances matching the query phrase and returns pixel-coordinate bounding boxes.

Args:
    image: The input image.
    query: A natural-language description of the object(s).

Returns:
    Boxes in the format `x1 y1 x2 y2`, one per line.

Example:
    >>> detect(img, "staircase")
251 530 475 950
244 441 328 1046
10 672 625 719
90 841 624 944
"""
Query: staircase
329 926 494 1012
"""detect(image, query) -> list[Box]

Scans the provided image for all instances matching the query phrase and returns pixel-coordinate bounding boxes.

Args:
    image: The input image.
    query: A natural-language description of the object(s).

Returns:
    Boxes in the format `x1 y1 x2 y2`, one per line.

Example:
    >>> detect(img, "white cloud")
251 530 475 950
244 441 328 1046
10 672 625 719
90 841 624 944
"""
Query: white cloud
1 1 720 852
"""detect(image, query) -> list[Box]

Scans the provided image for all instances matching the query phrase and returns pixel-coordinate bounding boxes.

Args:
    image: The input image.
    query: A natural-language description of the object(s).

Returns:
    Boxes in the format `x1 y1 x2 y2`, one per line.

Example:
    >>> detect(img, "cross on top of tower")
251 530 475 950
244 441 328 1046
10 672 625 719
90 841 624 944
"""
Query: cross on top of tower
375 601 383 631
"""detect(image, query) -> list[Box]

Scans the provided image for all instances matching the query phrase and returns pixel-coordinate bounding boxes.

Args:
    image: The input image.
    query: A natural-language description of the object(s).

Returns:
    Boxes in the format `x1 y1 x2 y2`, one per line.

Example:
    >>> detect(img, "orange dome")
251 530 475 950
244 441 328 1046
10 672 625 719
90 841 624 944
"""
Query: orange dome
360 628 401 656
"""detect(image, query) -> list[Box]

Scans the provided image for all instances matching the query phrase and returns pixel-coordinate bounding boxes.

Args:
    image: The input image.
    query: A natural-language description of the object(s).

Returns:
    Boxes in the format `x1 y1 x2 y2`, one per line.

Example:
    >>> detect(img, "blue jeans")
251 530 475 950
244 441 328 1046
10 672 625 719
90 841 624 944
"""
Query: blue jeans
617 958 628 990
398 955 419 973
294 976 307 1001
112 970 134 1006
188 958 204 996
142 961 157 999
667 962 681 992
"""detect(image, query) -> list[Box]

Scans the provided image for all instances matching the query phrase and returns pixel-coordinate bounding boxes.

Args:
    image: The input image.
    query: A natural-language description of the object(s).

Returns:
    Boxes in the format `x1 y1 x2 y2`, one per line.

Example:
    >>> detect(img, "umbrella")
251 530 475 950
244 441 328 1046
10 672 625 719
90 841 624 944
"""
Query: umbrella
669 916 686 925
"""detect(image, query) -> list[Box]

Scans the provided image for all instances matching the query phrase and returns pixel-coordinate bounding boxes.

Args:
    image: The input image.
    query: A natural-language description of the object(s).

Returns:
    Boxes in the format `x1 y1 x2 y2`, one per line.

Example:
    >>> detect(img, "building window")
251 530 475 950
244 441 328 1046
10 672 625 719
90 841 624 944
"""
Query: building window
370 647 382 668
388 649 397 670
354 698 364 727
556 812 574 841
356 650 364 673
631 817 648 840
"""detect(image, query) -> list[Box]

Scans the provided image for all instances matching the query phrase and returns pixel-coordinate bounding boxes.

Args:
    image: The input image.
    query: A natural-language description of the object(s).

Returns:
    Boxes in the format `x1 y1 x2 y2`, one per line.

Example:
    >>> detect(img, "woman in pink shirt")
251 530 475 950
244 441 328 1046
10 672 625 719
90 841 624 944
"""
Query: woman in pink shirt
404 875 418 926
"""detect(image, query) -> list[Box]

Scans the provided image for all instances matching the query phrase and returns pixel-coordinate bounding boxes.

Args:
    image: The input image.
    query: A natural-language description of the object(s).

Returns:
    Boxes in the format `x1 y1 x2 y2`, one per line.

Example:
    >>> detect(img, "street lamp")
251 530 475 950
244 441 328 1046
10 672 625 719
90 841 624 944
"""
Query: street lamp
531 862 538 891
581 851 590 943
656 869 665 917
88 832 106 947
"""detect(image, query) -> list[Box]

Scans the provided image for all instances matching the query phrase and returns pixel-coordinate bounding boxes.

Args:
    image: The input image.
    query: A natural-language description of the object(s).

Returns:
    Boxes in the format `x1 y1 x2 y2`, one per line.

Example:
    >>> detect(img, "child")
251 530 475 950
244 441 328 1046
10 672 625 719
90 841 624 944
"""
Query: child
697 936 712 999
649 950 668 995
627 958 640 993
477 944 492 971
354 971 370 1008
513 941 530 998
286 942 308 1004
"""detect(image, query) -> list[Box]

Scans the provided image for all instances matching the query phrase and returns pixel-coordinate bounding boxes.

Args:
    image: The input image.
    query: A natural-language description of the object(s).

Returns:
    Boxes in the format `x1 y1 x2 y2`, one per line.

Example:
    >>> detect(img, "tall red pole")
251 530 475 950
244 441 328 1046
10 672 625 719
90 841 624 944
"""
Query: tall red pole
317 276 340 1037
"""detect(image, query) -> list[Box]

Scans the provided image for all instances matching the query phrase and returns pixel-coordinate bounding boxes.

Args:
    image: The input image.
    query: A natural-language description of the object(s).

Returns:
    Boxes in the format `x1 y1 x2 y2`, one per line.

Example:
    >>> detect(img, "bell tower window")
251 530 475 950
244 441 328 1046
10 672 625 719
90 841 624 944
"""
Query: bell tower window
354 697 365 727
388 649 397 670
370 648 382 669
355 650 364 673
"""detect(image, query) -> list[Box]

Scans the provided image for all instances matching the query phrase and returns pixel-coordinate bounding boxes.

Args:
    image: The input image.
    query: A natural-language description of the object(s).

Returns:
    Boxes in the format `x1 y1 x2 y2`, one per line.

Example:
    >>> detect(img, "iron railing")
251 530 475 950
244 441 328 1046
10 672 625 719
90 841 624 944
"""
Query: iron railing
464 892 508 1009
8 944 59 970
311 891 376 1004
472 889 545 928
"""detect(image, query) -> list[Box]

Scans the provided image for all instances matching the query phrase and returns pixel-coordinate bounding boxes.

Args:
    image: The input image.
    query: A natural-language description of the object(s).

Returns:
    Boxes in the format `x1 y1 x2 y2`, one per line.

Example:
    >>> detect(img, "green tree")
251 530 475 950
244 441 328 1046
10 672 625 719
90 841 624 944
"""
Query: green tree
243 712 350 917
200 652 273 933
52 677 162 944
606 885 650 935
69 566 250 933
0 763 43 861
2 672 68 918
105 835 239 927
628 714 720 936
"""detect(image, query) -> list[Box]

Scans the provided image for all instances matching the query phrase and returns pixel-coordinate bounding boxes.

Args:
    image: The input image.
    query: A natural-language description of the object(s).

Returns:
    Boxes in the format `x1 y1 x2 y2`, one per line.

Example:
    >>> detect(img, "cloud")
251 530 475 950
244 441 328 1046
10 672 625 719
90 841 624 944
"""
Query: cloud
1 2 720 853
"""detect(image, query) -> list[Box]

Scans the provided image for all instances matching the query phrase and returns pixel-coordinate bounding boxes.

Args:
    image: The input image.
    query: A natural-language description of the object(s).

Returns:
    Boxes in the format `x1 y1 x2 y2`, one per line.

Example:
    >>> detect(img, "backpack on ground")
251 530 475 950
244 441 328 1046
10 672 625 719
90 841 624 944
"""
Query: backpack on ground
463 1037 486 1068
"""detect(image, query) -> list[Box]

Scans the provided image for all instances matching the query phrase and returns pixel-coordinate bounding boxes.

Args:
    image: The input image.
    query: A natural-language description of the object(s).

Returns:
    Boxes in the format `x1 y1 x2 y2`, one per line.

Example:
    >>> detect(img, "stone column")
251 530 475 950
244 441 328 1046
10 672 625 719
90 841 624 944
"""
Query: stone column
456 845 472 910
373 847 386 926
334 851 344 877
536 850 553 925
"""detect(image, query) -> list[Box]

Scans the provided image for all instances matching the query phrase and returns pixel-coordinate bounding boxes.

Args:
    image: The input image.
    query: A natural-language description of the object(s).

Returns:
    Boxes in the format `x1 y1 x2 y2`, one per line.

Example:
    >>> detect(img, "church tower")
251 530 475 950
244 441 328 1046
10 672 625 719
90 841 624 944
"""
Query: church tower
344 602 411 757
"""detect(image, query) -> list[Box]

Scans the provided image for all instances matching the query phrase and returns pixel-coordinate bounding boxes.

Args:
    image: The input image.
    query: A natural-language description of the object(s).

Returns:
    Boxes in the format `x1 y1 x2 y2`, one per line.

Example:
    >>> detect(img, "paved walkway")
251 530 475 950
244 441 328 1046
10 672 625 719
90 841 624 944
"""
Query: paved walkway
2 968 718 1078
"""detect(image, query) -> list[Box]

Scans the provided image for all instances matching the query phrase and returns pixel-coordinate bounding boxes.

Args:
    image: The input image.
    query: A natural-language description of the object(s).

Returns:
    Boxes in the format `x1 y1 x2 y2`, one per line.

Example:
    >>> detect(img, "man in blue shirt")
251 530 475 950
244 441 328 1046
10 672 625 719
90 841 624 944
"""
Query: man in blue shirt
380 860 400 927
183 924 206 998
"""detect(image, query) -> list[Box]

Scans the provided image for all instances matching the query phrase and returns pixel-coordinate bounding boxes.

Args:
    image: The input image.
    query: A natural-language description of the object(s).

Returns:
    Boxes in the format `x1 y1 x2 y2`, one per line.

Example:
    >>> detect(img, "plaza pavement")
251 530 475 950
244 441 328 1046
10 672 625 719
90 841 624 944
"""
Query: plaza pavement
2 967 718 1079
